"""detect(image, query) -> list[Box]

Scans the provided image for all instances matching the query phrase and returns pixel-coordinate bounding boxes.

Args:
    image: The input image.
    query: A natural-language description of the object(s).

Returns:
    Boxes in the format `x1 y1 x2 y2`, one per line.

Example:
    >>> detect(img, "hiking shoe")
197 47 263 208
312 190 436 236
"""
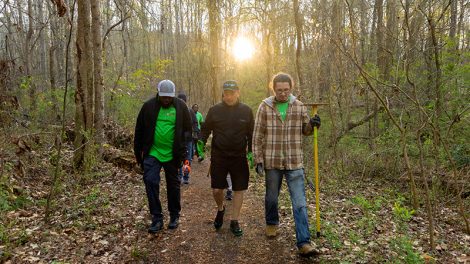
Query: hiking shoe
148 220 164 233
265 225 278 238
214 207 225 230
225 190 233 200
168 217 179 229
230 220 243 236
298 243 319 257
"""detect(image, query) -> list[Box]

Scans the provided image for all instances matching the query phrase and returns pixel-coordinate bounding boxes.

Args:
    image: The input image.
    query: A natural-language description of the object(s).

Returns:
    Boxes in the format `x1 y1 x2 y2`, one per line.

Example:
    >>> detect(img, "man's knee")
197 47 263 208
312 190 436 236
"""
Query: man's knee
144 172 160 185
291 193 307 210
233 190 245 197
213 188 224 195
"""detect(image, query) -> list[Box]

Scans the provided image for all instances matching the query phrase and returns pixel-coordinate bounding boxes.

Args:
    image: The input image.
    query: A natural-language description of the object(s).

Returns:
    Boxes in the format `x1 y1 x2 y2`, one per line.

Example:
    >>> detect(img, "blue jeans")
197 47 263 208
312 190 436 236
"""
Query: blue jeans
178 141 193 181
265 169 311 248
143 156 180 222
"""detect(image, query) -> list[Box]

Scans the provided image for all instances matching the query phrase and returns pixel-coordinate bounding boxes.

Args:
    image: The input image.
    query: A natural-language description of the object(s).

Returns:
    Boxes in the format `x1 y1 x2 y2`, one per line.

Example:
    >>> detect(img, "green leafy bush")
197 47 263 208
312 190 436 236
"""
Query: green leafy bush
390 236 424 264
392 197 415 222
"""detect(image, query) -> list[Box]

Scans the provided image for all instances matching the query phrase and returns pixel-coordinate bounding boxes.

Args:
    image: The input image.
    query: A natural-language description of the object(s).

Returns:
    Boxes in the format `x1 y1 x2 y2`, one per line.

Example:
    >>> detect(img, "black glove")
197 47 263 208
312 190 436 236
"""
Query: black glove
255 163 264 176
310 114 321 128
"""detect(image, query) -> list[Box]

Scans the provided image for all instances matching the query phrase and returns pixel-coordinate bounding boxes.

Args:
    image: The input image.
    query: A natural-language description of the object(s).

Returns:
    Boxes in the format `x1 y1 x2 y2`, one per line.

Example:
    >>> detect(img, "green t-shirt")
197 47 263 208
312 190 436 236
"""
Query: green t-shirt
196 112 204 129
149 106 176 162
275 99 289 121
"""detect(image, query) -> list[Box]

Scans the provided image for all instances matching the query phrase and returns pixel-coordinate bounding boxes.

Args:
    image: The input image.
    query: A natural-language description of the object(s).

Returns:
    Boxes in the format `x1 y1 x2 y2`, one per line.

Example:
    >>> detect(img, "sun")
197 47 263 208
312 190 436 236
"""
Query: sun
232 36 255 61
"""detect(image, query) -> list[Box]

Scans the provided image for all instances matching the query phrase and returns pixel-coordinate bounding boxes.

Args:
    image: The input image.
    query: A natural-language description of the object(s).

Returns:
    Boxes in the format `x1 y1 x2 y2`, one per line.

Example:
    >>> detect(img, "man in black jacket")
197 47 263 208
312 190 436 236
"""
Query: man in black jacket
134 80 192 233
199 80 254 236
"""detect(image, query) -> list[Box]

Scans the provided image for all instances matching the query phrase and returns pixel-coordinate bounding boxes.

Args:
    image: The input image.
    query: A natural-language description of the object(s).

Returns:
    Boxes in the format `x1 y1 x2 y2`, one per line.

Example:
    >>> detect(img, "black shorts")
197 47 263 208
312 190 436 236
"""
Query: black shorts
210 155 249 191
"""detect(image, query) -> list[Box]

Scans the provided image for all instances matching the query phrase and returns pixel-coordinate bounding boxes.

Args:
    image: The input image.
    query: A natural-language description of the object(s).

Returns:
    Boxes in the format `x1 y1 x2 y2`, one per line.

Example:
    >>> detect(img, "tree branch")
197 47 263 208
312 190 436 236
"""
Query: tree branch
103 15 131 43
330 106 384 146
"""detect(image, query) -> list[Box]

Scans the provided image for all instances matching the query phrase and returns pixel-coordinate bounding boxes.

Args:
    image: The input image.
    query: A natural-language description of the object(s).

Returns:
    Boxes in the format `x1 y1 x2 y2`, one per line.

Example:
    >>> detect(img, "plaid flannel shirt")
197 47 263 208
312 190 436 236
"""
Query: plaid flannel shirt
252 95 311 170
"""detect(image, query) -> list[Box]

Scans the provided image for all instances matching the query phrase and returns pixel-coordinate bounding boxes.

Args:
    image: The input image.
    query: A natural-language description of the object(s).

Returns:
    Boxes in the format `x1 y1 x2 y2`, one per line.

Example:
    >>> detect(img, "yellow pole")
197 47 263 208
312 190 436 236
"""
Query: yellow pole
312 105 321 238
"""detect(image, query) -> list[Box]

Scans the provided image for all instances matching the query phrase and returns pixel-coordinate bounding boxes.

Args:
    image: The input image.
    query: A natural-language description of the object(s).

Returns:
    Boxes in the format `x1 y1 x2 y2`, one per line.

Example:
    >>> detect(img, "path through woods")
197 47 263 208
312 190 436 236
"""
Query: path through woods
7 158 318 263
127 159 313 263
5 154 469 263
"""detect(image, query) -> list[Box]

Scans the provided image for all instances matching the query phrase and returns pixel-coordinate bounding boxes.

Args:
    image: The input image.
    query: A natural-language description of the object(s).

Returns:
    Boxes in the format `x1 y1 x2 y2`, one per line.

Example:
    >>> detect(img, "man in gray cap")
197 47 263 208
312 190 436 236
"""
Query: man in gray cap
134 80 193 233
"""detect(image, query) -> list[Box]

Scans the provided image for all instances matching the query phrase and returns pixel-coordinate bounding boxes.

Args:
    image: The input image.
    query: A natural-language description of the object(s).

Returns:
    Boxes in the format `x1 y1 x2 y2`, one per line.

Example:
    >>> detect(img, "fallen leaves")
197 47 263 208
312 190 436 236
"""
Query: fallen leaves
1 138 468 263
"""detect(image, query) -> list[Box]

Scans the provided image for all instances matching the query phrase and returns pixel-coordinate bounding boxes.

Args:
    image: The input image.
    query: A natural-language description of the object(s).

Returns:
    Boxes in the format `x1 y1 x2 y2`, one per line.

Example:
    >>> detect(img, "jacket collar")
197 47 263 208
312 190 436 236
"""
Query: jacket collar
263 95 296 108
155 94 180 108
222 100 240 107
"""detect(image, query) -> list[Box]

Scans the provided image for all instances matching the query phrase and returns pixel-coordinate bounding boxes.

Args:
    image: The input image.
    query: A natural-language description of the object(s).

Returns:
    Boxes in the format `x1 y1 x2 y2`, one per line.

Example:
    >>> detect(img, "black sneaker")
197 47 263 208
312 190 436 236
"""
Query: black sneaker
230 220 243 236
168 217 179 229
225 190 233 200
214 207 225 230
198 157 204 162
148 220 163 233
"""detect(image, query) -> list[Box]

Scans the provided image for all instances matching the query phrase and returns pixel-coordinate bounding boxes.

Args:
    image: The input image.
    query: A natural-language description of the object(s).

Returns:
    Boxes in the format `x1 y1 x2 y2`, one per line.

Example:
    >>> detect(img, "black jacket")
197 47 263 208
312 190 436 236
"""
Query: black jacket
134 95 192 165
201 101 254 157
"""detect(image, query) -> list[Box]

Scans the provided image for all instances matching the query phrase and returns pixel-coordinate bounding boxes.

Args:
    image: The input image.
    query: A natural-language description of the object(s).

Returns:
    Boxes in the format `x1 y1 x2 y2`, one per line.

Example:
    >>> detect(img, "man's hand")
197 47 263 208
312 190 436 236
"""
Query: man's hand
183 160 191 174
135 151 144 168
192 131 199 140
197 140 205 160
247 152 254 168
310 114 321 128
255 163 264 176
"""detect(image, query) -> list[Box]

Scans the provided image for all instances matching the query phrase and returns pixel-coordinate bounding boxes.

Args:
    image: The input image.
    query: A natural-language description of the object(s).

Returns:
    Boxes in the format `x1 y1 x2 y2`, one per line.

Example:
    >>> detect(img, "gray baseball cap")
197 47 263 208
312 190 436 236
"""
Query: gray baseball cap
157 80 176 97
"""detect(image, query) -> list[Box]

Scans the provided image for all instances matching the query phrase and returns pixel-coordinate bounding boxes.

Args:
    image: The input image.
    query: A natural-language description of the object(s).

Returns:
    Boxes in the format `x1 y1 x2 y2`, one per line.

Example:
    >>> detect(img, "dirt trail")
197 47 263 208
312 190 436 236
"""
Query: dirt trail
124 159 317 263
7 155 319 263
7 153 468 263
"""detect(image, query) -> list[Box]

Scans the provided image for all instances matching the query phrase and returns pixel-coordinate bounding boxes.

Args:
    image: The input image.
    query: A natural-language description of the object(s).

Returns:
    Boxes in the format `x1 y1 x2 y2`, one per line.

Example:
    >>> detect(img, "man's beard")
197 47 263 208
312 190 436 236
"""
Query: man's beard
275 97 288 103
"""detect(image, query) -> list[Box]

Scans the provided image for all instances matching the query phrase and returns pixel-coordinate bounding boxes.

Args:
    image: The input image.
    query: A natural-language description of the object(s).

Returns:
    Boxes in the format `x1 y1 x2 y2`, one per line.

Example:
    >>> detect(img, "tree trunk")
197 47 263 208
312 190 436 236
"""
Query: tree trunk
38 0 48 77
293 0 303 91
359 0 373 149
264 25 272 97
449 0 458 40
25 0 36 112
417 129 435 250
49 45 59 121
427 12 442 146
48 0 60 122
91 0 104 153
384 0 397 82
74 0 93 170
374 0 385 140
207 0 220 104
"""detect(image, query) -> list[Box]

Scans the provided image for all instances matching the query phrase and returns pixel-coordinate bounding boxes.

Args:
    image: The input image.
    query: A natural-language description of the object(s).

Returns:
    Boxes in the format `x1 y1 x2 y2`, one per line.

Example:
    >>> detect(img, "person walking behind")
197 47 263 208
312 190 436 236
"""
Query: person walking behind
199 80 254 236
252 73 321 257
177 92 198 184
191 104 204 161
134 80 193 233
225 174 233 200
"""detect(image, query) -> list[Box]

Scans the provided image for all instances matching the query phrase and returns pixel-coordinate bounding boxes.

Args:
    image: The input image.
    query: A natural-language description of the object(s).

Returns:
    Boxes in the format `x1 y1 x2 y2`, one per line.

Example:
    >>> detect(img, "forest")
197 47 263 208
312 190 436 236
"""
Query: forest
0 0 469 262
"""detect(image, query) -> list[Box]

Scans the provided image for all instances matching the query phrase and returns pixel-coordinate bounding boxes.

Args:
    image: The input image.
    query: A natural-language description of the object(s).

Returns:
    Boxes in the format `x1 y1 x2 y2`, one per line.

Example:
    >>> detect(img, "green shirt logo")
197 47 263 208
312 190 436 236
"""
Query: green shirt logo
149 106 176 162
275 100 289 122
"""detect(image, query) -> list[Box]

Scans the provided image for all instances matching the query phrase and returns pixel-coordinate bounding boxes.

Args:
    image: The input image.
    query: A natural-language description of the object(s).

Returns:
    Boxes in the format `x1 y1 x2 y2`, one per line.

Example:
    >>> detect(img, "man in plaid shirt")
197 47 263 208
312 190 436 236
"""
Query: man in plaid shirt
252 72 321 257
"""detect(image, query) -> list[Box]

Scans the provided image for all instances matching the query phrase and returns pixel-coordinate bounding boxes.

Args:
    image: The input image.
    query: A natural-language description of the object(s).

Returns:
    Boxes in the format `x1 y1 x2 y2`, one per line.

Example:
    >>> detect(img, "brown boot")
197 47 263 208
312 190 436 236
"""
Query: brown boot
298 243 319 257
265 225 278 238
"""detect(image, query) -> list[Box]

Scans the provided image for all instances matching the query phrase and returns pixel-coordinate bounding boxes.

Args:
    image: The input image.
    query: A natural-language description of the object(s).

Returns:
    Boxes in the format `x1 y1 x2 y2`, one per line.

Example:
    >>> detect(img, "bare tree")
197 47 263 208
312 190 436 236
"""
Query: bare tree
293 0 303 90
207 0 220 104
74 0 93 169
91 0 104 152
